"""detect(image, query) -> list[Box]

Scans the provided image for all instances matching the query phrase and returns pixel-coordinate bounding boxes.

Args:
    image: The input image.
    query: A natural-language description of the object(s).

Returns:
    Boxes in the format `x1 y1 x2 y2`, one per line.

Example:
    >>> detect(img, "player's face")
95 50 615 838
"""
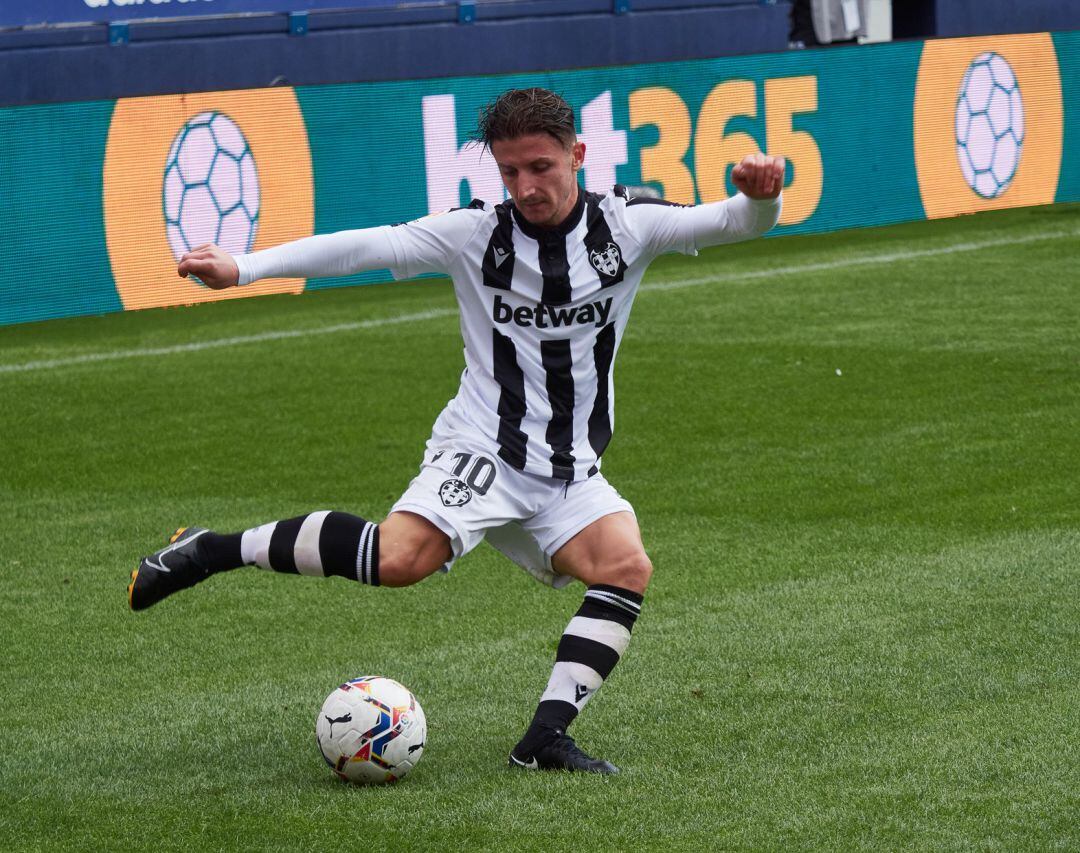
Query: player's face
491 133 586 229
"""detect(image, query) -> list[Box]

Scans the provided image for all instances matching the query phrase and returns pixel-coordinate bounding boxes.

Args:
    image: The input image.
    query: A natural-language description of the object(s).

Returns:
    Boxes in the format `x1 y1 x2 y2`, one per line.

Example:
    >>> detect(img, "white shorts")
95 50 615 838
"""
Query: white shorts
390 437 635 588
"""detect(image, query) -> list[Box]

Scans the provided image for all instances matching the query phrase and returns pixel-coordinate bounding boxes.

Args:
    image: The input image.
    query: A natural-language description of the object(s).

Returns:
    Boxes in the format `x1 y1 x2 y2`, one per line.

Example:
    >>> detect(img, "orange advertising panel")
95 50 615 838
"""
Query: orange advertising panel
914 33 1063 219
103 87 314 310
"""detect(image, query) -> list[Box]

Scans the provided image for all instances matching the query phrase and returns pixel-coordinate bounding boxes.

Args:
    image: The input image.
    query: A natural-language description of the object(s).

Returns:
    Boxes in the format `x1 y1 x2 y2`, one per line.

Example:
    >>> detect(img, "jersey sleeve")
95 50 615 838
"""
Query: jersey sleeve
625 193 782 258
234 226 399 285
382 205 489 280
234 205 488 285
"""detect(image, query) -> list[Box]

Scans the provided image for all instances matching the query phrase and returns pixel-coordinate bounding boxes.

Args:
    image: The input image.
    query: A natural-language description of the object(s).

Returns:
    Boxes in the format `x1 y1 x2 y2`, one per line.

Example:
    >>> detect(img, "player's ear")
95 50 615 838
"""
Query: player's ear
571 140 586 172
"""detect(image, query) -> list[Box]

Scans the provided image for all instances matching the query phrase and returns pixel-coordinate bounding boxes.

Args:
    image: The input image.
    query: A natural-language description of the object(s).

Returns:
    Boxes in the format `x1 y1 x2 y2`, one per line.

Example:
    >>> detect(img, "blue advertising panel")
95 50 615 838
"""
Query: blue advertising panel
0 0 436 29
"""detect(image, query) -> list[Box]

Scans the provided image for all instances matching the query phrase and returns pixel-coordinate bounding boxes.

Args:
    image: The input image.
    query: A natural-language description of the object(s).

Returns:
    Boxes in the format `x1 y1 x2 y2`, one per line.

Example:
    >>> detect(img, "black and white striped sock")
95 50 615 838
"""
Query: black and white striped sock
512 583 643 759
231 511 380 585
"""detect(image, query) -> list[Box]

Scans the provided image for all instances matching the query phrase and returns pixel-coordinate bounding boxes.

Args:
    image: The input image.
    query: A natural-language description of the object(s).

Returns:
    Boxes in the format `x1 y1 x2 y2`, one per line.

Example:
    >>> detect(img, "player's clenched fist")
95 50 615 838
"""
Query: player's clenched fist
177 243 240 289
731 153 786 200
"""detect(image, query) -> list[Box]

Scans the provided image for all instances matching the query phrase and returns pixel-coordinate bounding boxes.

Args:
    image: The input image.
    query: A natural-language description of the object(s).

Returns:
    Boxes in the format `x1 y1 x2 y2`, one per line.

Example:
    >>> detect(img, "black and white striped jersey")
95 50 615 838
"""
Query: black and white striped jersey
382 187 781 481
235 187 780 482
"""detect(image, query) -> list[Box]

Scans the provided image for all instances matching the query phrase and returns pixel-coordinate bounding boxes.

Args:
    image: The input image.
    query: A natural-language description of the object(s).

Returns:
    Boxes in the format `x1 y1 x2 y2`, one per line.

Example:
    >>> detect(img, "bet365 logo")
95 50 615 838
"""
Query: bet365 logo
421 83 822 226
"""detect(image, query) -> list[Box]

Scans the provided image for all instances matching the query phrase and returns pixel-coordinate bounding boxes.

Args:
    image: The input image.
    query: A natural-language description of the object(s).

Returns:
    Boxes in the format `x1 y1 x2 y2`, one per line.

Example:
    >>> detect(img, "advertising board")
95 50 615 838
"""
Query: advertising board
0 32 1075 325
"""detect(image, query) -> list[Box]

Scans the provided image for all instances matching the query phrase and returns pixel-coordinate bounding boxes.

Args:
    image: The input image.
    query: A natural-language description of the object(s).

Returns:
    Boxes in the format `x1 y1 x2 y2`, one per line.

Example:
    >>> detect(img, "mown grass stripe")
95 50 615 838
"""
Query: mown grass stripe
1 226 1074 376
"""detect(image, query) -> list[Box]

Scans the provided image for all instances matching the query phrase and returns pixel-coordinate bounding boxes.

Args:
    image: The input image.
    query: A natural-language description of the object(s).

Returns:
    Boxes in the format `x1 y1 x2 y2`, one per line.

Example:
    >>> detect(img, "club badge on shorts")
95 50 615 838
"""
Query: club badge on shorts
439 478 472 507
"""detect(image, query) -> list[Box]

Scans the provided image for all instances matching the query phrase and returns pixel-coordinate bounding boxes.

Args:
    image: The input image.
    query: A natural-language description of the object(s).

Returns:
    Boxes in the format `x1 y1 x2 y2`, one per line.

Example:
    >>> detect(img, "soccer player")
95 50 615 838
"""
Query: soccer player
129 88 784 774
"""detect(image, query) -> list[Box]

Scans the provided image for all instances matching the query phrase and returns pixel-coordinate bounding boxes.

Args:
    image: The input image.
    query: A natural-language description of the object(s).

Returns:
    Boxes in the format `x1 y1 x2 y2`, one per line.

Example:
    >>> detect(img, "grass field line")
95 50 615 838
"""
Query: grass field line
2 225 1074 376
0 308 459 375
640 225 1080 293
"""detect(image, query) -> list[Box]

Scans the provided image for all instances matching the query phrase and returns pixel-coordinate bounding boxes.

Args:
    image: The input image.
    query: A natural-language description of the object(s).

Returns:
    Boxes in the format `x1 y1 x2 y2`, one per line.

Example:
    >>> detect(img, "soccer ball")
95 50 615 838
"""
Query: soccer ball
162 111 260 264
954 52 1025 199
315 676 427 784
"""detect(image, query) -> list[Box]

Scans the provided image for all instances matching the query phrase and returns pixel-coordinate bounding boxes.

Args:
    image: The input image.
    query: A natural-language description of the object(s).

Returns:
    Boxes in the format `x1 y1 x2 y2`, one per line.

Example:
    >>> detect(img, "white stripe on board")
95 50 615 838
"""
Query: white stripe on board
2 226 1074 376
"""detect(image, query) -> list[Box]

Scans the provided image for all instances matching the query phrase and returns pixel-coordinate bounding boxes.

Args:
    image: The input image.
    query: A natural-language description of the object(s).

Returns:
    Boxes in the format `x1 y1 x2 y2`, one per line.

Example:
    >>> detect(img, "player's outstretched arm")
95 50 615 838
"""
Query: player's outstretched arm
176 228 404 288
731 153 785 200
713 152 785 242
177 244 240 289
629 152 785 256
177 210 485 288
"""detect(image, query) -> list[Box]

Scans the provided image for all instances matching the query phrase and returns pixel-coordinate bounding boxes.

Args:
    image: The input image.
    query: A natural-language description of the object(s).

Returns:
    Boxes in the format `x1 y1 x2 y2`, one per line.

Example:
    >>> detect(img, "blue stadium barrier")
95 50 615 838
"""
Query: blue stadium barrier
893 0 1080 40
0 0 430 28
0 0 774 29
0 1 793 107
934 0 1080 38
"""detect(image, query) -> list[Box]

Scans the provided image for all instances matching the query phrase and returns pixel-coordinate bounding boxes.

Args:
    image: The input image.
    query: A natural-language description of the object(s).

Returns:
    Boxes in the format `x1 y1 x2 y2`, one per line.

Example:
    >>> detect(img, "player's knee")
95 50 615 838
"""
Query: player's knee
605 552 653 594
376 514 451 587
377 549 434 587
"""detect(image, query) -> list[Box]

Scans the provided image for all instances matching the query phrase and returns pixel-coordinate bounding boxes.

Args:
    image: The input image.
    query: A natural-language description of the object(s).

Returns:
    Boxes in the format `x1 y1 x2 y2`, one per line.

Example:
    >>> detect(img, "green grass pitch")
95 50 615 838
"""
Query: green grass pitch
1 204 1077 851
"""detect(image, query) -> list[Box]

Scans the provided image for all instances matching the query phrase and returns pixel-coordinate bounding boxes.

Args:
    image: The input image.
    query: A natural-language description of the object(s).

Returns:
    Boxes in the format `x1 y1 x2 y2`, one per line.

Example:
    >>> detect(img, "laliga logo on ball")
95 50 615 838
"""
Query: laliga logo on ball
954 52 1025 199
162 112 261 266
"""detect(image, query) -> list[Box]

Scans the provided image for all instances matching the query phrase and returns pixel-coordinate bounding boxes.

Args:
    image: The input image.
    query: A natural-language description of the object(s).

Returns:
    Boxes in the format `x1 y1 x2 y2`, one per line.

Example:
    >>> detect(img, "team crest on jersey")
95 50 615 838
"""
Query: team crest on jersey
439 478 472 507
589 242 622 277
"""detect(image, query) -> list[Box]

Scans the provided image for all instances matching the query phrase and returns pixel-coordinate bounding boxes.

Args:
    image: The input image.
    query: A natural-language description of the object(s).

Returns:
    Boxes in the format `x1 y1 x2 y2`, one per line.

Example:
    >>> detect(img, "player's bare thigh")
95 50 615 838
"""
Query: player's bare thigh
551 511 653 594
378 511 452 587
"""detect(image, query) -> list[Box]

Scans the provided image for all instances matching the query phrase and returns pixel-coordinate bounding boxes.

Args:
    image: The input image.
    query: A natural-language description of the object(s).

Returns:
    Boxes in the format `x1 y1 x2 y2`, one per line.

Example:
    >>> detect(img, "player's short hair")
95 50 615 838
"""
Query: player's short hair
475 88 577 150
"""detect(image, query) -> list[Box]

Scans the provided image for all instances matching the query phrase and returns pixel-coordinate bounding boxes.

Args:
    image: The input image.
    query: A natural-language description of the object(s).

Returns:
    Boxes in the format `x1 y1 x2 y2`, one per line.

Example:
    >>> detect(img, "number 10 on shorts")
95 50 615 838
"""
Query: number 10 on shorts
432 451 497 507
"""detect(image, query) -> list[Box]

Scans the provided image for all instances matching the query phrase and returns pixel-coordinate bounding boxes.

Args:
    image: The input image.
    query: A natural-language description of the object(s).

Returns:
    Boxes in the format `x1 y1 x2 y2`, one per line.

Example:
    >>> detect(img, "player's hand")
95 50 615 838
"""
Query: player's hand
177 243 240 289
731 153 786 200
